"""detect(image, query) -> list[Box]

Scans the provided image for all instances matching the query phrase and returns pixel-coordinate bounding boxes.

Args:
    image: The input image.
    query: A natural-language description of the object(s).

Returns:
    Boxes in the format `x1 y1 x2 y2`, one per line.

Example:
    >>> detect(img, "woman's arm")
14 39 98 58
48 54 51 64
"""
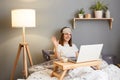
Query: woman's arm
51 36 61 59
76 51 79 58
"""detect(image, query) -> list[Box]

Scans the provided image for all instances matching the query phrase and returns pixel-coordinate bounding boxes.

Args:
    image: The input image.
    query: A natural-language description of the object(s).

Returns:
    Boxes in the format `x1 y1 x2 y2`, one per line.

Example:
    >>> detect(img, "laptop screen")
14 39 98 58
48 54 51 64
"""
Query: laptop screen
76 44 103 63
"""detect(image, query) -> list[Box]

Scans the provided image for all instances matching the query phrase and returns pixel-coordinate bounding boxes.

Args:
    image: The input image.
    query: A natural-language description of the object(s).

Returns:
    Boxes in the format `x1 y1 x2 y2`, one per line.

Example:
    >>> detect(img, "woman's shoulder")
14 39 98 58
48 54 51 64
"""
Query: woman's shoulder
72 43 78 51
72 43 78 48
72 43 77 46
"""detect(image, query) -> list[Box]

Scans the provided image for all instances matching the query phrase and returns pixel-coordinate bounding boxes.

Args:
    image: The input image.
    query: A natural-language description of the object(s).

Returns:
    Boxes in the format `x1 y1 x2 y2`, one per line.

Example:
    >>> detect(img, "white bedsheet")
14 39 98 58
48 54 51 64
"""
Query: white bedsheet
27 60 120 80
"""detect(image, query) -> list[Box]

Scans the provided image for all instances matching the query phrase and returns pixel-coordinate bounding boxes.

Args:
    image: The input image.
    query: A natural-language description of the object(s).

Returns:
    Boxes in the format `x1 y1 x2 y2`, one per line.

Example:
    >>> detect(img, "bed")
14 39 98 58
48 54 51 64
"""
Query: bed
27 58 120 80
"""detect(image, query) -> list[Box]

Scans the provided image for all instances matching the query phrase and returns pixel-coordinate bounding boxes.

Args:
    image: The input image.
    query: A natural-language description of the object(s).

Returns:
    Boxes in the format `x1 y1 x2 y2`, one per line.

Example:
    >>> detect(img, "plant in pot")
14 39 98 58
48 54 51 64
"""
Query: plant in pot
78 8 85 18
90 0 107 18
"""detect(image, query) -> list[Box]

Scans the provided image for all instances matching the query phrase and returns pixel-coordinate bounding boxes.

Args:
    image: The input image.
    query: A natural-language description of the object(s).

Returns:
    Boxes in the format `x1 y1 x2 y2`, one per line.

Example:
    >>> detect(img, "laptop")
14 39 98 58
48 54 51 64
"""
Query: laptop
68 44 103 63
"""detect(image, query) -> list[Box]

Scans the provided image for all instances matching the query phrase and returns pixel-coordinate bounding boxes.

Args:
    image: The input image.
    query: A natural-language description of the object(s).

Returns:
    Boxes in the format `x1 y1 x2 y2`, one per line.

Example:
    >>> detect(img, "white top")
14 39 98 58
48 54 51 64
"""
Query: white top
57 43 78 57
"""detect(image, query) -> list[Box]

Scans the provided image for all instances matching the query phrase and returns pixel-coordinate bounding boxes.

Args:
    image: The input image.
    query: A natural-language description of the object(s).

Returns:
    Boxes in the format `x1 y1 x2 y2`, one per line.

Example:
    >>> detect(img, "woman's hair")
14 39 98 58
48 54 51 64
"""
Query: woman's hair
59 27 72 46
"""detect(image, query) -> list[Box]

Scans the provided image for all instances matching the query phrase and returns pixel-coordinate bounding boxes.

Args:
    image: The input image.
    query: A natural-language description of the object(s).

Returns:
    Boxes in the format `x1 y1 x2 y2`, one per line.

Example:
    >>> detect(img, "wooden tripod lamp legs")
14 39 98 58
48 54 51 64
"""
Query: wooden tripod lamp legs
10 43 33 80
10 44 21 80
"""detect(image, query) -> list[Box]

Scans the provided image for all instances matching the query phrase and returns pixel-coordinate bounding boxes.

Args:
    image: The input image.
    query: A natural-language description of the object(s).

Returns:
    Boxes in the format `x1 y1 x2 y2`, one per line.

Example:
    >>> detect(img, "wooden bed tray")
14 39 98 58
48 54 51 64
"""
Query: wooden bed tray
51 60 101 80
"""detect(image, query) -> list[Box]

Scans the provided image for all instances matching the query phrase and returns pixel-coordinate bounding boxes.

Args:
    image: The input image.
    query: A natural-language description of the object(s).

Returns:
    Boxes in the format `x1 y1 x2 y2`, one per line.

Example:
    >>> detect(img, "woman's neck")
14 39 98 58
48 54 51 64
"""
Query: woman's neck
64 41 68 44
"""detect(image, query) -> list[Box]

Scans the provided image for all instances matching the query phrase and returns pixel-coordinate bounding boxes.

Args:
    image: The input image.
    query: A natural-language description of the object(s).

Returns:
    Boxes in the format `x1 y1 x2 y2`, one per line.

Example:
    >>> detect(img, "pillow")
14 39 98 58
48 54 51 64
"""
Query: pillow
102 55 115 64
42 50 54 61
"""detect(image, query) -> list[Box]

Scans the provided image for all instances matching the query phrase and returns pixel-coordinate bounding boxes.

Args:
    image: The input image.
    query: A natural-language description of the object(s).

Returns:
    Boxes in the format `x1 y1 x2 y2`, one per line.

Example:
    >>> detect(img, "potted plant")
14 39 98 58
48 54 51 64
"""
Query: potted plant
78 8 85 18
90 0 108 18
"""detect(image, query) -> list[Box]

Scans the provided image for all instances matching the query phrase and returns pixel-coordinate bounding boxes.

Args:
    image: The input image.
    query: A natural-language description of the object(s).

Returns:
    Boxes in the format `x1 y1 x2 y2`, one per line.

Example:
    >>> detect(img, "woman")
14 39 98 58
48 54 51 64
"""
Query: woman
52 27 78 59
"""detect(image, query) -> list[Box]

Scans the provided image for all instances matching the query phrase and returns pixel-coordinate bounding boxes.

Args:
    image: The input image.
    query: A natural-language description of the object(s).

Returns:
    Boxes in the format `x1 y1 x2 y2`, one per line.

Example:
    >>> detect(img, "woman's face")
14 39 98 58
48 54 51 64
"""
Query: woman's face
63 33 71 42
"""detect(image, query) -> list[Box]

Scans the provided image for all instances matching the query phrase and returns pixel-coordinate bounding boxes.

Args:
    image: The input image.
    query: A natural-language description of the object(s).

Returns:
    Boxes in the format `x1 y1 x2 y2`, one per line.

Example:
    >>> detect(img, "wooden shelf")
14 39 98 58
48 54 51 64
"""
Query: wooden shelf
73 18 114 30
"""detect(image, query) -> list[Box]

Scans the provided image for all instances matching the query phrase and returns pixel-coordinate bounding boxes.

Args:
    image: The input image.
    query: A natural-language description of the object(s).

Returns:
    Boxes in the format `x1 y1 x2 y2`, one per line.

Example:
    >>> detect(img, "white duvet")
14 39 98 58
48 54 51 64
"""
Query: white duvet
27 60 120 80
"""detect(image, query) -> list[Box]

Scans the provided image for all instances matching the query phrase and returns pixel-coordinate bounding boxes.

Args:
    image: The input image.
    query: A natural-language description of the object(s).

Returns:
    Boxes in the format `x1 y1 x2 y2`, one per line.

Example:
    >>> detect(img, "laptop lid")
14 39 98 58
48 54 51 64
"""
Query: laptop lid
76 44 103 63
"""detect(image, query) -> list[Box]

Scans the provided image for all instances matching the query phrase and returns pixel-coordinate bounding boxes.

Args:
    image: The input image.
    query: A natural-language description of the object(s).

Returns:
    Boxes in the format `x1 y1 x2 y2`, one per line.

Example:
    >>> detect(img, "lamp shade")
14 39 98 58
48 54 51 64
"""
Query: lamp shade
11 9 36 27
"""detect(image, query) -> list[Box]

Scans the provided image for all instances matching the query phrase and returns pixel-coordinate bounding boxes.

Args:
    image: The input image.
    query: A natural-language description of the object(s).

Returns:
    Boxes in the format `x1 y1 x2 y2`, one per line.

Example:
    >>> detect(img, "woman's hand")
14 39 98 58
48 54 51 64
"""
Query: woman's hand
51 36 59 47
76 51 79 58
51 36 60 59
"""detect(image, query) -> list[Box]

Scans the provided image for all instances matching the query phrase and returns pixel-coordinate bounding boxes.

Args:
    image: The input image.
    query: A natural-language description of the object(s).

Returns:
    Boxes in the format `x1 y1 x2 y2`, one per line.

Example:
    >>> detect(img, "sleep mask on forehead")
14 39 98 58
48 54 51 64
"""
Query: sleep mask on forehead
62 27 72 34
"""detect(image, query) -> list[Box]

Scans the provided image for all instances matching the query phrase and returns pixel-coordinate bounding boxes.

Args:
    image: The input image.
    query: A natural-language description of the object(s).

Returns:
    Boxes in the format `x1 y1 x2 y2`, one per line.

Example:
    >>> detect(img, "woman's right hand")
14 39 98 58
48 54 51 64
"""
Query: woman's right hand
51 36 59 47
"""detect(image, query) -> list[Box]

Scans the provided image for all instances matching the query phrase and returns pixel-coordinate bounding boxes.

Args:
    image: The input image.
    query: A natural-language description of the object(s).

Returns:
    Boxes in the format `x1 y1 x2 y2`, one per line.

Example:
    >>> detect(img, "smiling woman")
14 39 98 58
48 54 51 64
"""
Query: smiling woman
51 27 79 60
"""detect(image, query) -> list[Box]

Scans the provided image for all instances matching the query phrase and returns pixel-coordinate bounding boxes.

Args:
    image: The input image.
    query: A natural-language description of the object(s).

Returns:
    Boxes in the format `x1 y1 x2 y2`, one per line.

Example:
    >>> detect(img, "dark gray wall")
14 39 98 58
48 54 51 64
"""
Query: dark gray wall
0 0 120 80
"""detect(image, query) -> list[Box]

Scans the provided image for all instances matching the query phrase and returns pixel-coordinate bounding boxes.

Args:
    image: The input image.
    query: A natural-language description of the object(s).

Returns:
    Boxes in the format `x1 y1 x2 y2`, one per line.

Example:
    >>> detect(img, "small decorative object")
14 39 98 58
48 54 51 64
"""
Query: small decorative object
85 14 91 18
105 9 110 18
78 8 85 18
90 0 108 18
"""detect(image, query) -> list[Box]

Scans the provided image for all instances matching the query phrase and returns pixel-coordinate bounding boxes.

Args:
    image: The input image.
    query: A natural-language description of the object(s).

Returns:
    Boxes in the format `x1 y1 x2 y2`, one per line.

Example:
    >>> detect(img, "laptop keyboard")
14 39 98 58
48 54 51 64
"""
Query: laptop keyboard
68 57 77 62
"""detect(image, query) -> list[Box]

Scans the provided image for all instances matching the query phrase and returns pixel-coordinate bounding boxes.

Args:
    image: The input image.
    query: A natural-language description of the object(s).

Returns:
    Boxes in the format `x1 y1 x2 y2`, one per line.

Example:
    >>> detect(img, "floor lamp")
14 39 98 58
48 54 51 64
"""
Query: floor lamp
10 9 36 80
